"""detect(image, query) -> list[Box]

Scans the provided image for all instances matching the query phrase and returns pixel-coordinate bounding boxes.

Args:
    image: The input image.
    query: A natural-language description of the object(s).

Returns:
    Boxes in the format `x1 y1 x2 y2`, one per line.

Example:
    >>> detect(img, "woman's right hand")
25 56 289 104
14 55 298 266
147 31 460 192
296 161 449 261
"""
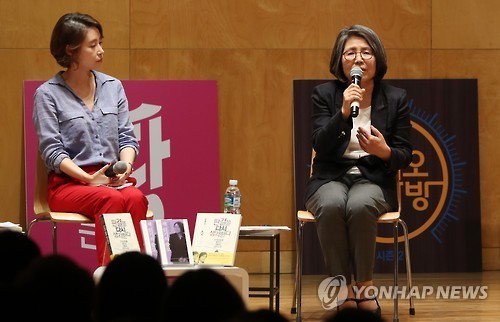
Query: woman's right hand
87 164 113 186
60 158 112 186
342 83 365 119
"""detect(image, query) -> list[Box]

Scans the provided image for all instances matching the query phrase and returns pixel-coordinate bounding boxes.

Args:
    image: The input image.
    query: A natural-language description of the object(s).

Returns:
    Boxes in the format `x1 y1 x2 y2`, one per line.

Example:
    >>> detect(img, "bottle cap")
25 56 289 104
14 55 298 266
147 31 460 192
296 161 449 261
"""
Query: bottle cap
229 179 238 185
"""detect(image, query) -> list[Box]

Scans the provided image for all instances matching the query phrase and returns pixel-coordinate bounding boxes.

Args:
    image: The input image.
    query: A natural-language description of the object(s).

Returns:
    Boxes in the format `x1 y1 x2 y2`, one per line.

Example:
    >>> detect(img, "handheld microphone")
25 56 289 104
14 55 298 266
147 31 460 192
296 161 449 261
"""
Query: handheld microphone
350 66 363 118
104 161 129 177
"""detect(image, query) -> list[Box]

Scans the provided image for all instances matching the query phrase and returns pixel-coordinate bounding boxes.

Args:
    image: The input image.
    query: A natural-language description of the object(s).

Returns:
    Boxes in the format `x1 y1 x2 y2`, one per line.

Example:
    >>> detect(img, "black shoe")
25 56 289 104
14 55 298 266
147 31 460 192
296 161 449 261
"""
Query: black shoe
357 297 381 317
336 298 357 312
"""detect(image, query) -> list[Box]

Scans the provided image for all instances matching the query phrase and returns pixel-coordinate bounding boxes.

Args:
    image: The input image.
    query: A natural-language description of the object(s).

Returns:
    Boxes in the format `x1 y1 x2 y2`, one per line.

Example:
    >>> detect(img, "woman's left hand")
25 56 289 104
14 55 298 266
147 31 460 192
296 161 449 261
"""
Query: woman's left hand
357 125 391 161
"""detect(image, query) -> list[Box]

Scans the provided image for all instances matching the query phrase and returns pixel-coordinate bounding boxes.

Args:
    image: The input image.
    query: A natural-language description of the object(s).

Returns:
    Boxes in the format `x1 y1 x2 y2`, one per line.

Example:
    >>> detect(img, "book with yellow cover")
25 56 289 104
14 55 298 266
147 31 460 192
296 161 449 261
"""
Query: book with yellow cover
191 213 242 266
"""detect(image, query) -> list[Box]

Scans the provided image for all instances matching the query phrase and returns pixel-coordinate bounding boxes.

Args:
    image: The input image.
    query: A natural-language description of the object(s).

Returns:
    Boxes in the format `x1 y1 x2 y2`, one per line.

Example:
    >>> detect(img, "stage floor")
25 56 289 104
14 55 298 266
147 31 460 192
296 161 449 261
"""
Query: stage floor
247 271 500 321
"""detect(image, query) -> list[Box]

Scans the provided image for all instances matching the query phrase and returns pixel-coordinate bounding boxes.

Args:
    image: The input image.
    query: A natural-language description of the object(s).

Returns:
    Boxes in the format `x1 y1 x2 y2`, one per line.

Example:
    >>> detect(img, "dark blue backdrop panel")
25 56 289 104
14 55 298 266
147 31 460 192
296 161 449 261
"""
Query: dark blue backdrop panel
293 79 481 274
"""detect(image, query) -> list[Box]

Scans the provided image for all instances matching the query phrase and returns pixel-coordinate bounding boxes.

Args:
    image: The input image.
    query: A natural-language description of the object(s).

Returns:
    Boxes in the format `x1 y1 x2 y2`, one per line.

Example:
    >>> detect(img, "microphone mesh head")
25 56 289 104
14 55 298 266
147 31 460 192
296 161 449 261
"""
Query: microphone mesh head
350 66 363 78
113 161 128 174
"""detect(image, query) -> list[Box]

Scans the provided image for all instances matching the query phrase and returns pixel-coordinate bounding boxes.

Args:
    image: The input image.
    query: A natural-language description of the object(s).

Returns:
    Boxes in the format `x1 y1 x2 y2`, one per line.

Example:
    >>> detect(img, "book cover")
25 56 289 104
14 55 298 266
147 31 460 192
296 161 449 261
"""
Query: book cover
191 213 242 266
155 219 194 266
100 213 141 256
140 219 161 261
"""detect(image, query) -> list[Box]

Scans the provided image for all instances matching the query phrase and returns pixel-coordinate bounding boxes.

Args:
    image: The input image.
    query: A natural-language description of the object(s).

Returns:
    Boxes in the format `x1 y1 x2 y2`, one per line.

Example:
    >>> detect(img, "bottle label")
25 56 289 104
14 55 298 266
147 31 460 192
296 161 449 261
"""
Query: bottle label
224 196 233 208
233 196 241 208
224 195 241 214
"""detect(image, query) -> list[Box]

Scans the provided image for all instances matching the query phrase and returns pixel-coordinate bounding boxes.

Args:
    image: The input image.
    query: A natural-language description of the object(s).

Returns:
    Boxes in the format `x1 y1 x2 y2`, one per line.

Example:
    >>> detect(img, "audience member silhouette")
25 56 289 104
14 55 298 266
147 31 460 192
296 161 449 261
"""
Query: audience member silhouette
94 251 168 322
0 231 41 318
325 307 386 322
0 230 41 287
12 254 95 322
163 268 246 322
228 308 289 322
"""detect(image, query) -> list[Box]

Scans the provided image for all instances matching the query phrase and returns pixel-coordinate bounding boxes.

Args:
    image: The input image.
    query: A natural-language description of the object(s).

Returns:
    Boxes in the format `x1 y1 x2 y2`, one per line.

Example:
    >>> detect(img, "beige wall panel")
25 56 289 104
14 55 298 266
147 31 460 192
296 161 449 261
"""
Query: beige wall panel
433 0 500 49
0 49 59 226
318 0 431 49
130 0 430 49
99 50 131 80
386 49 431 79
0 0 130 49
130 0 325 48
432 50 500 249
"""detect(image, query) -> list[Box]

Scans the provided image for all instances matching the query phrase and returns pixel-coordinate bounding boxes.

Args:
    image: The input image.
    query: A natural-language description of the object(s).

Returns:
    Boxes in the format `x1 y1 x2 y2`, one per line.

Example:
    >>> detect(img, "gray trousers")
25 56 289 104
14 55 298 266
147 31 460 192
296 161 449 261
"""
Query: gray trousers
305 173 391 285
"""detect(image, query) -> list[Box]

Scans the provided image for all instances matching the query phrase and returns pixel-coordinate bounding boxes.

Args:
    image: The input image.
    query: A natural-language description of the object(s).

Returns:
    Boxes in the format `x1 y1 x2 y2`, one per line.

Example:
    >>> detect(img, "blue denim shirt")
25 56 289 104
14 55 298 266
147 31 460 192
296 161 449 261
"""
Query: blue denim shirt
33 70 139 174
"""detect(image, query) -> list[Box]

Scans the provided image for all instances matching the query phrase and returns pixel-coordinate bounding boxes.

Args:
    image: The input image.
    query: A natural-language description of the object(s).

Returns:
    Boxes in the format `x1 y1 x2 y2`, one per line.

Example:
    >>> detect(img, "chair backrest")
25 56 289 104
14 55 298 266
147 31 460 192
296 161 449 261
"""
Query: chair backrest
396 170 402 213
33 153 51 215
309 149 316 177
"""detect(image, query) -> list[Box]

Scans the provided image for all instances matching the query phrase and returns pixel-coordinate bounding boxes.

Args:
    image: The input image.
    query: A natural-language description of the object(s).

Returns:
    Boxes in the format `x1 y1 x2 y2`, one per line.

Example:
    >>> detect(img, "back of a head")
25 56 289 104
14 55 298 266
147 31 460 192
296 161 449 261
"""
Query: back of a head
95 251 168 322
13 254 95 322
0 230 41 286
0 231 41 321
325 308 386 322
163 268 245 322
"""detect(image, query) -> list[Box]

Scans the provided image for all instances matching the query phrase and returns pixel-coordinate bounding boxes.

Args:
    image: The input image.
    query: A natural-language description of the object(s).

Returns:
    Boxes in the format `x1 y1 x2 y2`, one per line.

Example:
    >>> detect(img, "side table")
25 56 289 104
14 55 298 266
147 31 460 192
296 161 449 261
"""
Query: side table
239 228 282 312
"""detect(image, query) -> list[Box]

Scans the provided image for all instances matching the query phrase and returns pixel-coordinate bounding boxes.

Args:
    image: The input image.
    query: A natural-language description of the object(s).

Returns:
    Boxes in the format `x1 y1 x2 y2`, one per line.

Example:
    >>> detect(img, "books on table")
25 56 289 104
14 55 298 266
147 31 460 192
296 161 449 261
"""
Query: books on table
191 213 242 266
140 213 242 267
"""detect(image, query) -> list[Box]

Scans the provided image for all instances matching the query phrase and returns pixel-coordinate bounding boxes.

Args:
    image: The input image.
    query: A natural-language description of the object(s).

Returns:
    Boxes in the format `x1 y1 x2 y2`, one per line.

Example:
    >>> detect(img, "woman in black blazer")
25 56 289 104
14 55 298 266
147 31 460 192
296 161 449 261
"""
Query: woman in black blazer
169 221 189 263
304 25 412 316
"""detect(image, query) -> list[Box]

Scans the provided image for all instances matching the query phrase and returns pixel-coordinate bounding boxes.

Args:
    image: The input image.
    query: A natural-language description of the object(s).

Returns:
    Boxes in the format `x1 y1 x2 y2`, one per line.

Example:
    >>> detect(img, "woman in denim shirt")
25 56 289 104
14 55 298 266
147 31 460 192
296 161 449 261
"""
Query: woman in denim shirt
33 13 148 266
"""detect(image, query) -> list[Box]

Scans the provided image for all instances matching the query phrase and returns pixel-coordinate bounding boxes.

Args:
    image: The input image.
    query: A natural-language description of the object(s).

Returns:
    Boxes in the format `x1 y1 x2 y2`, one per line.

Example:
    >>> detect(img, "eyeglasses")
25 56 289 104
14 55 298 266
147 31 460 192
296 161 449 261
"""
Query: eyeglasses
342 50 373 61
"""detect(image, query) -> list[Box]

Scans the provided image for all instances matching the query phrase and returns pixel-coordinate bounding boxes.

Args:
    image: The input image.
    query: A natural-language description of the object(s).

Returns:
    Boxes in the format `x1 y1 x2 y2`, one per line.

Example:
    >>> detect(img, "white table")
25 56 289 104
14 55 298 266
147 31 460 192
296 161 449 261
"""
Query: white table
162 265 249 305
94 264 249 305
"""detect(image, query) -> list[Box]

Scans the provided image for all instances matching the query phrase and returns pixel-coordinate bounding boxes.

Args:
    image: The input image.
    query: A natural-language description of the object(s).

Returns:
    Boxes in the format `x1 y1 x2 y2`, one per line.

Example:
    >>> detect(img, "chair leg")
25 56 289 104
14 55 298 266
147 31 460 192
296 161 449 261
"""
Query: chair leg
26 218 40 237
52 222 57 254
296 221 304 322
393 221 399 322
291 225 299 314
27 218 58 254
399 219 415 315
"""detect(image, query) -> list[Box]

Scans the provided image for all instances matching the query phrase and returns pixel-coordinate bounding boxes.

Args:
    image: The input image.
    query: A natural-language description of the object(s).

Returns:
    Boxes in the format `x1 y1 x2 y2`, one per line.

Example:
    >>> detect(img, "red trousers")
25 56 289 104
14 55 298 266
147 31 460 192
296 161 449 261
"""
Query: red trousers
47 166 148 266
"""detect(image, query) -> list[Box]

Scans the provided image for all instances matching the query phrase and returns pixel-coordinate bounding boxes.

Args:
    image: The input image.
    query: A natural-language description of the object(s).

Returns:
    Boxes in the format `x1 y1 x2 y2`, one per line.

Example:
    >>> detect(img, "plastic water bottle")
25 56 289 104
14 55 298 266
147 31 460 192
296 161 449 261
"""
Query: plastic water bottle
224 179 241 214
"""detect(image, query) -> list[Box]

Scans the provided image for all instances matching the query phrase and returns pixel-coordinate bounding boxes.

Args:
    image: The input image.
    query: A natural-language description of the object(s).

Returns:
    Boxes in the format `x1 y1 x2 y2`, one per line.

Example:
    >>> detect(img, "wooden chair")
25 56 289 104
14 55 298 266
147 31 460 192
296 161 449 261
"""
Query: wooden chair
27 153 153 253
291 151 415 322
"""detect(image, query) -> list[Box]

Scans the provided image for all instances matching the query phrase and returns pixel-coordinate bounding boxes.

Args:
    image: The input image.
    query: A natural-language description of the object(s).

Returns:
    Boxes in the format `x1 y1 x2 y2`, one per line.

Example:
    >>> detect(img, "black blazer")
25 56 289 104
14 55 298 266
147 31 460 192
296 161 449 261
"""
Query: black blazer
304 80 413 210
169 233 188 262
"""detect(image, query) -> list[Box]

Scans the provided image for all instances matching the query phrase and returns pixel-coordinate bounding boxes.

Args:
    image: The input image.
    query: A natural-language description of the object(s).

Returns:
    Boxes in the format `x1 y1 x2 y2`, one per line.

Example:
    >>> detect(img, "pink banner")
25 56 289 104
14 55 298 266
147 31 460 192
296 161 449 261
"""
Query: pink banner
24 80 220 272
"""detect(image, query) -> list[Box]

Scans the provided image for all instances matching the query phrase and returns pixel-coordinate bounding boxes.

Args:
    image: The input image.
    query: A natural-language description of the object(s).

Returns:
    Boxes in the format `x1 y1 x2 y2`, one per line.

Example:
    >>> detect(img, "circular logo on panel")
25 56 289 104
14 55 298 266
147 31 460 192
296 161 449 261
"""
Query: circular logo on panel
376 100 466 244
